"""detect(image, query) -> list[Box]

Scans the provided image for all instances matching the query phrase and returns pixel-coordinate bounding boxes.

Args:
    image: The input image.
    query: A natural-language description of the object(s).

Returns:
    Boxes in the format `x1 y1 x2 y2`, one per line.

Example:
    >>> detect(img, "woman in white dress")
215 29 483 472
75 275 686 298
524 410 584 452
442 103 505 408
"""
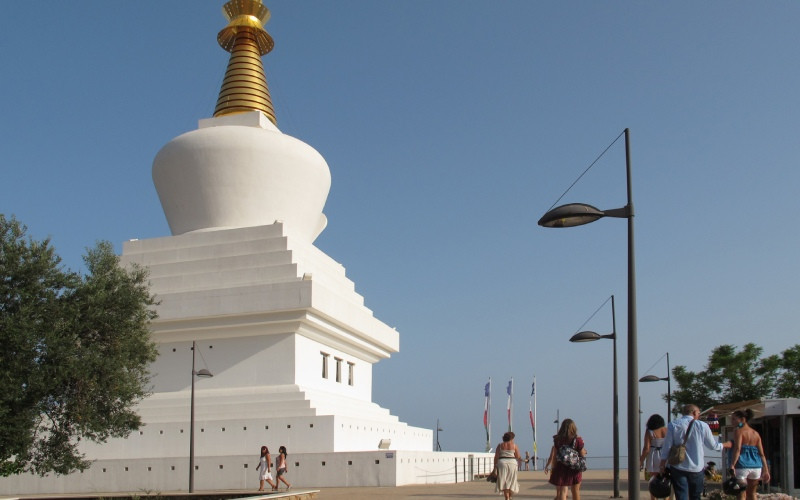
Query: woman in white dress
255 445 277 492
639 414 667 500
494 431 521 500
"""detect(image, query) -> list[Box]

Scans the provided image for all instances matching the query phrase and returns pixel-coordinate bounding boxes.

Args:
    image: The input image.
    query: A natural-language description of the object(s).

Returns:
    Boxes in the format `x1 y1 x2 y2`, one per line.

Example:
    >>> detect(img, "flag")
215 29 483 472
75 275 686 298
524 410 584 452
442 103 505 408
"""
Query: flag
506 378 513 432
529 401 535 429
484 379 491 452
483 382 490 430
530 400 537 453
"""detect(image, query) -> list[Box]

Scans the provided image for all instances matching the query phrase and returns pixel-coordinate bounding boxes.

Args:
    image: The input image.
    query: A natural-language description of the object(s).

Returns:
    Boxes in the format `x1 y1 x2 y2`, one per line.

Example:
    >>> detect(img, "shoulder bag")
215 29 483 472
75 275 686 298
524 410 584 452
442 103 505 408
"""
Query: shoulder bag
556 438 587 471
667 419 696 465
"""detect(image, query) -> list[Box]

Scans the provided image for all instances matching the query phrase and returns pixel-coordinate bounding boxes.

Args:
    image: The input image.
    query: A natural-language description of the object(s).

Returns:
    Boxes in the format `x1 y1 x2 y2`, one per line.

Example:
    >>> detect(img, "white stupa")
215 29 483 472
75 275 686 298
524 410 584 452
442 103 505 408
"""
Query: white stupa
125 0 435 476
0 2 491 494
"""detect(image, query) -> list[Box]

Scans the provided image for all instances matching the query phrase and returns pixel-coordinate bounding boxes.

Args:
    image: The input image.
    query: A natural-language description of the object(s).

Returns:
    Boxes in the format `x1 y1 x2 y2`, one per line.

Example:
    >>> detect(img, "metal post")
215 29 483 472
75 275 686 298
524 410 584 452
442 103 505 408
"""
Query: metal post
611 296 621 498
666 352 671 419
624 128 640 500
189 341 196 493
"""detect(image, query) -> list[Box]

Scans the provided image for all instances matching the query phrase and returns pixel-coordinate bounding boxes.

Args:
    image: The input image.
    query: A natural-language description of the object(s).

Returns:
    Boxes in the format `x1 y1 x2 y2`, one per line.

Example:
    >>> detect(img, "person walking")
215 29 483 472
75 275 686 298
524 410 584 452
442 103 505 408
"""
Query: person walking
524 451 530 471
660 404 732 500
255 445 277 492
493 431 520 500
729 409 770 500
275 445 292 491
641 414 669 500
640 414 667 479
545 419 586 500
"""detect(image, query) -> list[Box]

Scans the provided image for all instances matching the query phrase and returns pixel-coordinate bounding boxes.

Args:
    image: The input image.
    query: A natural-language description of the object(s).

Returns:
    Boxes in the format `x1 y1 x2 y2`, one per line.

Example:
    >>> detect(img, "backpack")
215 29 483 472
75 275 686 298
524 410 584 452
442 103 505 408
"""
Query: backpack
556 438 587 471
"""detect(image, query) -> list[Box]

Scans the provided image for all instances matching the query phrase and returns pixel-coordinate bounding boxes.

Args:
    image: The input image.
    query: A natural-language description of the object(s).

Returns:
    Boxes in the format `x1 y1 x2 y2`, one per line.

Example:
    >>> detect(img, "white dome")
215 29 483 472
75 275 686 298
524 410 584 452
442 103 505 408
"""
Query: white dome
152 111 331 242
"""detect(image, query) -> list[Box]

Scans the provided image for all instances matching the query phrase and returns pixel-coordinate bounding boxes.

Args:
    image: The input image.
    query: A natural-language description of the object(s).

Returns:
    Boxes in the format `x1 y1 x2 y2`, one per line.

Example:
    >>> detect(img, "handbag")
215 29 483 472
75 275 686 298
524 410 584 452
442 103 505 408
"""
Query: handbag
667 419 695 465
556 438 587 471
487 469 498 483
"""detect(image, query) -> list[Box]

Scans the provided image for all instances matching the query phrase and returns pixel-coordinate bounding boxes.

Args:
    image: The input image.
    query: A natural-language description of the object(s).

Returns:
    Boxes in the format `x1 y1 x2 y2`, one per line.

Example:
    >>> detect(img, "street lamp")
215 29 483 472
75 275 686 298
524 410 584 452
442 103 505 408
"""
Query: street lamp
189 340 213 493
539 128 639 500
569 295 620 498
640 352 671 419
436 418 443 451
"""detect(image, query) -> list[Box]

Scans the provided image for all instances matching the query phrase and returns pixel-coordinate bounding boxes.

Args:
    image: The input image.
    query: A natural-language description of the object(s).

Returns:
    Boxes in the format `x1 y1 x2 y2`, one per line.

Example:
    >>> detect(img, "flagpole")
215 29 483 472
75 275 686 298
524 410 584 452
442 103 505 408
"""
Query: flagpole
489 378 493 451
507 378 514 432
533 376 538 470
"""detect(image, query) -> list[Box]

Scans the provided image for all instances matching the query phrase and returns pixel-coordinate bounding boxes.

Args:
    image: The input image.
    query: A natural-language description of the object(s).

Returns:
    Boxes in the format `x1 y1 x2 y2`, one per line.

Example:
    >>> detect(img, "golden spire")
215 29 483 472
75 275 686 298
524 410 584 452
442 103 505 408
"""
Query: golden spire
213 0 277 124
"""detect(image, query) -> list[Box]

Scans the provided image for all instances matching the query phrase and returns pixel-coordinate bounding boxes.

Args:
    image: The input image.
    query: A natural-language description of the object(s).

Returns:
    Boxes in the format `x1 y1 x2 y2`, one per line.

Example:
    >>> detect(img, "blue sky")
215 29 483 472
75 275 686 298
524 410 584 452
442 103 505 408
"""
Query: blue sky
2 2 799 464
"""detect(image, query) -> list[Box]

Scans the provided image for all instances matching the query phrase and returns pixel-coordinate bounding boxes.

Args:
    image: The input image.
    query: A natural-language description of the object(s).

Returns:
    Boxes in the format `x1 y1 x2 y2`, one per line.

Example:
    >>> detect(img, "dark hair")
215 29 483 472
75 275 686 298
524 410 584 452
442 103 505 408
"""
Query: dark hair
502 431 515 442
646 414 665 431
260 445 269 457
733 409 754 422
279 445 287 457
555 419 577 442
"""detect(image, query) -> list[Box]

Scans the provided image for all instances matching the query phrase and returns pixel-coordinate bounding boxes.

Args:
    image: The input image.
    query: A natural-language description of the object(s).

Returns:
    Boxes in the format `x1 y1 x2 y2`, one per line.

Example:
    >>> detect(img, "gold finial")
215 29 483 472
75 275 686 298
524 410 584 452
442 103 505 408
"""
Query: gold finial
213 0 277 124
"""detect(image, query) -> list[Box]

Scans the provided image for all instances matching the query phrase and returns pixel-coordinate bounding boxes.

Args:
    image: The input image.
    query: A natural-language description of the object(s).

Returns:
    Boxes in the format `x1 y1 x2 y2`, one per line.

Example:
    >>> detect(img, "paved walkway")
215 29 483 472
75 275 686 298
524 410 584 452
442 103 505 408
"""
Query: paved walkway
2 470 658 500
316 469 649 499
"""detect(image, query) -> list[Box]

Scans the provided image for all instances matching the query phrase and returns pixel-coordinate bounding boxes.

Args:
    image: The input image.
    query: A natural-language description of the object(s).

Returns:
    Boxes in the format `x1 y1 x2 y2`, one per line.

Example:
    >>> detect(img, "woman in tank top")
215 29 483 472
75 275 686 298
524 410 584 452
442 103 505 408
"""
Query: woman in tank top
729 409 769 500
639 414 667 500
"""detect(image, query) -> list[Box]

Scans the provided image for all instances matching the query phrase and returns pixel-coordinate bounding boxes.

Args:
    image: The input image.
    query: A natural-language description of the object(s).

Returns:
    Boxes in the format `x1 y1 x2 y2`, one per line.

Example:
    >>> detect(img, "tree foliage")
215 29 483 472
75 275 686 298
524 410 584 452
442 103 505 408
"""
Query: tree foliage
670 343 800 413
0 215 158 476
775 344 800 398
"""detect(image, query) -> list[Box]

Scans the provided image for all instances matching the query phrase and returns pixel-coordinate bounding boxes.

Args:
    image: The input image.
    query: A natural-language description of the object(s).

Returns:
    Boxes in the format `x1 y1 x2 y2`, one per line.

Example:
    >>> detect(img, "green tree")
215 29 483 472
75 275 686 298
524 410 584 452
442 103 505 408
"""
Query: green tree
0 215 158 476
670 364 718 414
670 343 799 413
776 344 800 398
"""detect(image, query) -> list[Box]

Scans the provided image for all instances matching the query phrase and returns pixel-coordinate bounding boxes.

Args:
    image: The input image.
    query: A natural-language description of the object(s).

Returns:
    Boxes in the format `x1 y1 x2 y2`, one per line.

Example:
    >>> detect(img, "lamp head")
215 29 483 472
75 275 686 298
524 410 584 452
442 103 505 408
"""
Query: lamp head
570 331 602 342
639 374 666 383
538 203 605 228
570 330 615 343
195 368 214 378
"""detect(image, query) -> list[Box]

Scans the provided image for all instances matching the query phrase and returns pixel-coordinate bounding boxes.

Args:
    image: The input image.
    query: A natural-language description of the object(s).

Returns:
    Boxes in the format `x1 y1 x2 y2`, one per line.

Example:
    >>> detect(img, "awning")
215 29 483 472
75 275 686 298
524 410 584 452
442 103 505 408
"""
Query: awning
701 399 764 419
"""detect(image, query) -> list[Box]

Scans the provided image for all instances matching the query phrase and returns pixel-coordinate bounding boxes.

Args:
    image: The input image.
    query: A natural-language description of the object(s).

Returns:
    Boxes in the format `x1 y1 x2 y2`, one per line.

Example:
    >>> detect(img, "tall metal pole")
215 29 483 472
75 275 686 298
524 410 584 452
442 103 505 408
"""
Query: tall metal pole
189 341 197 493
639 396 643 465
666 352 671 419
508 378 513 433
624 128 640 500
533 376 538 471
611 296 621 498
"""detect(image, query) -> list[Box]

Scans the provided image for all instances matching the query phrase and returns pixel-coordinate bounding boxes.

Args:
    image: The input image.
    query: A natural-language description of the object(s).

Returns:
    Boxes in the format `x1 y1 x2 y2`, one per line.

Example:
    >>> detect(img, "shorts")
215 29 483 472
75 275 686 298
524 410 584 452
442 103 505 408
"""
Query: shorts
735 468 761 481
259 471 273 481
277 468 287 477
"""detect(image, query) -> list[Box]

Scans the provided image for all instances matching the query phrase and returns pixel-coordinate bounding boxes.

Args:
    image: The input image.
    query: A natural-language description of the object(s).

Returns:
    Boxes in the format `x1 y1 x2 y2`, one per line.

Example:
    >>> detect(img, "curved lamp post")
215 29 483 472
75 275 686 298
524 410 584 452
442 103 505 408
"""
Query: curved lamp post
189 341 213 493
639 352 671 419
436 418 443 451
539 128 639 500
569 295 620 498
